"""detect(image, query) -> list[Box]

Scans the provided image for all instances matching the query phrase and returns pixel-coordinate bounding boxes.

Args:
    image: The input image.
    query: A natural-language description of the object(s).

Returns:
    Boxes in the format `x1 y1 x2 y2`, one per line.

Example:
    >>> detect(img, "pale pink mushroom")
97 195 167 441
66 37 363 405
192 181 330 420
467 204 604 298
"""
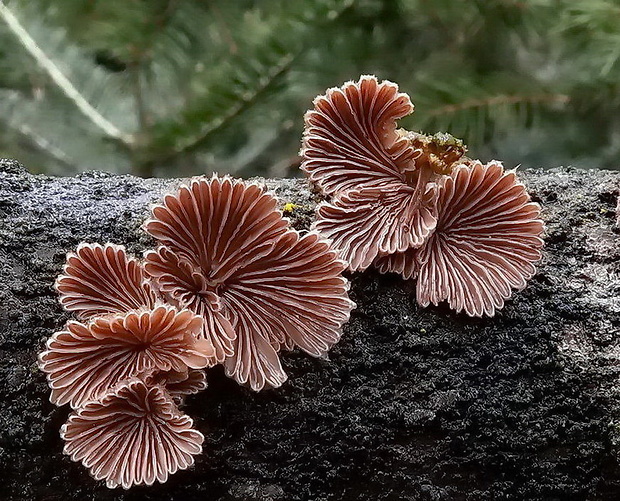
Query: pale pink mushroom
415 161 544 316
144 246 235 365
61 379 204 489
301 75 420 193
38 305 214 408
55 243 157 320
314 180 437 271
300 75 440 270
380 161 544 317
301 76 544 317
144 176 290 274
144 176 355 391
221 230 353 391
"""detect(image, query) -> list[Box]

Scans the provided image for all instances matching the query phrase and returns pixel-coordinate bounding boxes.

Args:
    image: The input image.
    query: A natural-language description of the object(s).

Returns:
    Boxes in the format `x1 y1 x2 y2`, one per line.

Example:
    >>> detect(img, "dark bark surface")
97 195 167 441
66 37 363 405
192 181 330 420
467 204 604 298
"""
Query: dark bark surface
1 158 619 501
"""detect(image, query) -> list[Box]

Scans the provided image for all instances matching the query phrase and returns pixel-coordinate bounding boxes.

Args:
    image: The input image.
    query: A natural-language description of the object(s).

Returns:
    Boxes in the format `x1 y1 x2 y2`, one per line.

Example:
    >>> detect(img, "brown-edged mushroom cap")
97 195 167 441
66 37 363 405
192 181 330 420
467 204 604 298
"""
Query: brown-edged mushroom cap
301 76 441 270
61 379 203 489
301 75 421 194
55 243 157 320
143 176 354 391
415 160 544 316
38 305 213 408
313 179 437 271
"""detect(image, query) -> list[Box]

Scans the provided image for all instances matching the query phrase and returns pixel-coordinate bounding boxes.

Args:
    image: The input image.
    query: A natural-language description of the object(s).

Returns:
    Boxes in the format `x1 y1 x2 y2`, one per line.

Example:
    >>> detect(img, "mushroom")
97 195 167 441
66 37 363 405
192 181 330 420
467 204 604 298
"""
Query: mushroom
415 161 544 316
144 175 355 391
300 75 448 271
221 230 353 391
55 243 156 320
38 305 214 408
301 75 420 194
43 245 215 489
41 173 355 488
144 245 236 365
374 161 544 316
300 76 544 317
148 369 208 405
313 181 437 271
61 379 204 489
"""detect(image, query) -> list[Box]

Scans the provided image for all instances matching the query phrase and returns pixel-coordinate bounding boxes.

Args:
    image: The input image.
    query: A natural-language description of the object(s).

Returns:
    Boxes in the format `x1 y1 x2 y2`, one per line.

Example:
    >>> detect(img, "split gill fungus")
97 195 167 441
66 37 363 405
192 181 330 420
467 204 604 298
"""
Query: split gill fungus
36 74 542 490
61 378 204 490
38 176 354 489
40 243 212 488
143 175 355 392
301 75 544 317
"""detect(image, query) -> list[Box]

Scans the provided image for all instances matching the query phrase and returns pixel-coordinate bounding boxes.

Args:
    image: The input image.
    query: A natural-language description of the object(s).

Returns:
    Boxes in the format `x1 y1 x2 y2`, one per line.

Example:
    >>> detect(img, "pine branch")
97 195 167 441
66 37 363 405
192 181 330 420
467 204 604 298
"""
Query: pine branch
209 2 238 55
0 2 132 145
154 51 297 163
425 93 570 119
148 0 354 166
178 52 295 155
556 0 620 77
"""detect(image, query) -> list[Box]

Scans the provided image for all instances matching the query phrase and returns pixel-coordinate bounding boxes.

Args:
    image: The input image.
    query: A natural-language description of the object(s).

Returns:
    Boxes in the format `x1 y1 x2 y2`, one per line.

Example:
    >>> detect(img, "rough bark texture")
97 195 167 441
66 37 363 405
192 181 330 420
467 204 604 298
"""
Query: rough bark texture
1 158 619 501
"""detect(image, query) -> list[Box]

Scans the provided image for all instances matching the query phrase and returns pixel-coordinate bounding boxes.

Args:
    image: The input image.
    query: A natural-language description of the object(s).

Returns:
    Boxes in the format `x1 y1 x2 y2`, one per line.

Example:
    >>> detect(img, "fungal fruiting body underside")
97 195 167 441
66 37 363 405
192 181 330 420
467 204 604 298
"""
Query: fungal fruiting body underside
37 74 544 491
301 75 544 317
143 176 354 392
39 177 354 489
41 244 211 489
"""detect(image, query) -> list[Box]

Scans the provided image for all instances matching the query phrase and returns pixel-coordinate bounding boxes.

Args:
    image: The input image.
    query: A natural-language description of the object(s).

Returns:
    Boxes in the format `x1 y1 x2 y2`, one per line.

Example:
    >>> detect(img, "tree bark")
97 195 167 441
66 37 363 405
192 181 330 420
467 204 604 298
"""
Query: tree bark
1 158 619 500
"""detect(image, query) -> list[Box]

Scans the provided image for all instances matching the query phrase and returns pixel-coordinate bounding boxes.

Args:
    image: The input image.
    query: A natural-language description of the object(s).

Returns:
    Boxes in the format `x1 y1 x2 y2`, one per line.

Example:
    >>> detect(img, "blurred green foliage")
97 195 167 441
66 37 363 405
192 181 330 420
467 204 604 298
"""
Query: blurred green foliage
0 0 618 177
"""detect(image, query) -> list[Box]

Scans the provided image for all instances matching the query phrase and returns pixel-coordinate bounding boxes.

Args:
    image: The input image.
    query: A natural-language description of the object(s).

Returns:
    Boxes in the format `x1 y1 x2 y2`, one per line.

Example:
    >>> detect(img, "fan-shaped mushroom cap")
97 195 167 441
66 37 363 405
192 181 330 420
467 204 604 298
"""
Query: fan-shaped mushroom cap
221 230 354 391
314 180 437 271
144 175 290 278
415 160 544 316
144 176 354 391
301 75 421 193
39 305 213 408
55 243 156 320
300 76 440 270
61 379 204 489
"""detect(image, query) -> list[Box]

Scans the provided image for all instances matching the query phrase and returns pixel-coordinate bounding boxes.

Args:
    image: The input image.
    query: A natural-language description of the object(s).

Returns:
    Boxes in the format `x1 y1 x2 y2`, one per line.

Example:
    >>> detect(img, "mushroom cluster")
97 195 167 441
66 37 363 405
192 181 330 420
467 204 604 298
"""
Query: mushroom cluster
301 75 544 317
39 175 354 488
143 176 354 391
40 243 211 488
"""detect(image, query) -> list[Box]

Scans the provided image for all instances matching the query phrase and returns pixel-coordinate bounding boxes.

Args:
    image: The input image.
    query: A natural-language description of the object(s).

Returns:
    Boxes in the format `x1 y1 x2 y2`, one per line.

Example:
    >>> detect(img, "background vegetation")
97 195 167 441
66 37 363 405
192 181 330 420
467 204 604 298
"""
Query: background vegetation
0 0 618 177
